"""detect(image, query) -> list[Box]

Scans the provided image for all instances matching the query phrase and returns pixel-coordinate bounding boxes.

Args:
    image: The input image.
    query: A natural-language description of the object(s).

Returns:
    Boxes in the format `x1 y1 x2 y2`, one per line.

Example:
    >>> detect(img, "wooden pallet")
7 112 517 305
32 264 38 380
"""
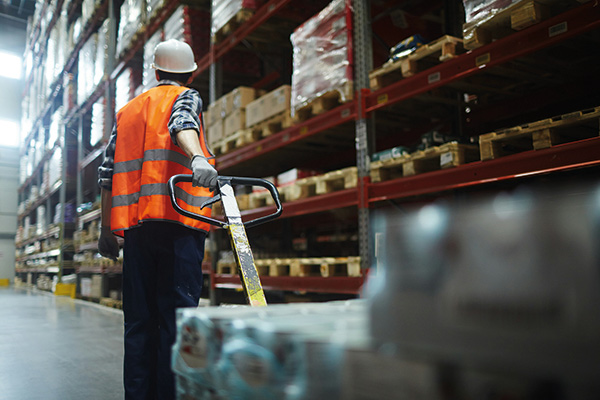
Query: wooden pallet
293 81 354 123
212 9 254 43
216 256 361 277
281 167 358 202
369 35 463 90
371 142 480 182
216 260 237 275
248 190 275 209
403 142 480 176
100 297 123 310
479 106 600 161
213 128 260 155
249 111 294 138
463 0 553 50
259 257 361 277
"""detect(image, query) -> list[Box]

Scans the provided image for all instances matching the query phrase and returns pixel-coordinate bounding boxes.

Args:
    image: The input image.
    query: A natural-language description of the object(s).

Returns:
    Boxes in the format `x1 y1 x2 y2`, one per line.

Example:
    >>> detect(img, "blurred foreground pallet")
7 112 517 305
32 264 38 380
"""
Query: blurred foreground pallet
371 142 479 182
369 35 463 90
479 106 600 161
217 256 362 277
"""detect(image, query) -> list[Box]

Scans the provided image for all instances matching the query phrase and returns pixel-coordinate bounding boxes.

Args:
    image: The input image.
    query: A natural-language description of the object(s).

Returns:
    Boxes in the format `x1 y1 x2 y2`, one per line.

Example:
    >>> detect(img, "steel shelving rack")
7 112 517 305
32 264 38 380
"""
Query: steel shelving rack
17 0 600 300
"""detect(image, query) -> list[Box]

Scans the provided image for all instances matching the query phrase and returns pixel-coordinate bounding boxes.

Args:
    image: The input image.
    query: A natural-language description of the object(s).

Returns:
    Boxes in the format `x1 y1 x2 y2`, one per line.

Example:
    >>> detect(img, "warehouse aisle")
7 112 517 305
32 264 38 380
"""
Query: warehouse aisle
0 286 124 400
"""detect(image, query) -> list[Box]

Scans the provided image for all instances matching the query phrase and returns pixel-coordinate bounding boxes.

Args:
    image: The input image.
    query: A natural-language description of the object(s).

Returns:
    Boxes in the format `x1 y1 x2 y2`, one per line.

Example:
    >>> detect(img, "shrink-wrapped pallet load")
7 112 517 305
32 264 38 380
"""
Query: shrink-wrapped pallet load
290 0 353 117
173 301 370 399
211 0 263 38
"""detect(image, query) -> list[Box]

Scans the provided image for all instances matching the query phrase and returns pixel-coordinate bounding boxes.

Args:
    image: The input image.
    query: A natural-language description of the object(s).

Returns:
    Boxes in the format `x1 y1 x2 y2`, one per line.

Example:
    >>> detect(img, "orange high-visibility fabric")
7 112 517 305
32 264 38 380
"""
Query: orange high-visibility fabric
111 85 214 236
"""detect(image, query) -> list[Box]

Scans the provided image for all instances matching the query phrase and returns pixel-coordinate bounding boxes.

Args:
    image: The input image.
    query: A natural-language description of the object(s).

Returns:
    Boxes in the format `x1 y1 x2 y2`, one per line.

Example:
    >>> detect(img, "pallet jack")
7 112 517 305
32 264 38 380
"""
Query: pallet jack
168 175 282 307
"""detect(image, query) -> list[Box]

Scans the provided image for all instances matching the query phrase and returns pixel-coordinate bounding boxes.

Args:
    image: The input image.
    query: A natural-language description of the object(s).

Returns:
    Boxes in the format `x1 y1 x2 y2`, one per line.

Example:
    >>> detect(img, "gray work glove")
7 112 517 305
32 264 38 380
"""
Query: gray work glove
190 155 218 190
98 226 119 261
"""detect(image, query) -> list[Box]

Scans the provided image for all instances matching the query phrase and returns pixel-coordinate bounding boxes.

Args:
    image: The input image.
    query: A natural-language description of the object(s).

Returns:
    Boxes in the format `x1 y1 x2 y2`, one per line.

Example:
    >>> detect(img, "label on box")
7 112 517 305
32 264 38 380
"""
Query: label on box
440 152 453 167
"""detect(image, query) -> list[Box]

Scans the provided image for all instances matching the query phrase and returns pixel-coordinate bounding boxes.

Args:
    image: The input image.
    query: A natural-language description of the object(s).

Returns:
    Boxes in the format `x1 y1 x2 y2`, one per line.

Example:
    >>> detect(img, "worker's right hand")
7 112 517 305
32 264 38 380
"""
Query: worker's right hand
190 155 218 190
98 226 119 261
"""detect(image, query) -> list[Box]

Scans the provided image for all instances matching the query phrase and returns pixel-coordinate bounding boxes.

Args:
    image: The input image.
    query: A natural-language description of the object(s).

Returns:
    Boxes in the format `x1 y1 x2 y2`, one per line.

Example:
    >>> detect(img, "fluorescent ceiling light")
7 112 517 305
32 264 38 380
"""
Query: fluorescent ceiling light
0 50 22 80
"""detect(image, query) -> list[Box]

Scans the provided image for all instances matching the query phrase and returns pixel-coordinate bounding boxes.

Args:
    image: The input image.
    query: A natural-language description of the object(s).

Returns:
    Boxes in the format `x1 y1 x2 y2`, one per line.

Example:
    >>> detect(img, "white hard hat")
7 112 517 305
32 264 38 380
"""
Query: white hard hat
151 39 197 73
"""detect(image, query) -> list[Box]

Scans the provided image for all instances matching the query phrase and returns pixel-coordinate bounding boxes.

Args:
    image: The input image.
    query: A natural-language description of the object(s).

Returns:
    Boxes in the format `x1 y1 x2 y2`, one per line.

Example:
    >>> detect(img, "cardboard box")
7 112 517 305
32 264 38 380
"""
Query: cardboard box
245 97 265 128
511 1 548 31
80 277 92 297
222 86 256 117
207 120 224 146
224 108 246 138
91 274 103 299
205 102 222 127
246 85 291 127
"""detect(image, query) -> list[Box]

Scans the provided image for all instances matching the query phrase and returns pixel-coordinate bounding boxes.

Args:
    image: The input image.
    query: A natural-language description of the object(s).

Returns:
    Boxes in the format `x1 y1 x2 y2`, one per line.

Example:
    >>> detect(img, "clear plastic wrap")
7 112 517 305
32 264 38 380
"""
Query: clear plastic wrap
173 301 369 400
143 28 163 90
94 19 109 88
290 0 353 115
115 68 134 112
462 0 523 47
463 0 522 24
81 0 97 27
48 107 63 150
117 0 147 58
77 34 97 105
146 0 165 20
211 0 262 37
90 97 105 146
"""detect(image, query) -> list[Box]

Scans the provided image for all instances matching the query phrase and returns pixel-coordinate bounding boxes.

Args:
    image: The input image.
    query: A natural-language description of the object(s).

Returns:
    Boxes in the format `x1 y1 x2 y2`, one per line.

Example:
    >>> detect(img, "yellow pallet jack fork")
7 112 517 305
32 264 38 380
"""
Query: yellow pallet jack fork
168 175 282 306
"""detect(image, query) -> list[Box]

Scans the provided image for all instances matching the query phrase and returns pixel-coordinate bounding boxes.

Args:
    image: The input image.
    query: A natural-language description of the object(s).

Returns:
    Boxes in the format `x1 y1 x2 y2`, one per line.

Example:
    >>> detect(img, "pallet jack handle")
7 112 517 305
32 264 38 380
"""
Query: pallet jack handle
168 174 283 228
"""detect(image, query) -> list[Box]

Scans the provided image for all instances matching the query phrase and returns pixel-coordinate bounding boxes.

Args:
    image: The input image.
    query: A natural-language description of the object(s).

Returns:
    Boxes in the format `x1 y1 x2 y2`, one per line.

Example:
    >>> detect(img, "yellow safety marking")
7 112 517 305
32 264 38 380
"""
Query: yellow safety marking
377 93 388 105
300 126 309 135
228 224 267 307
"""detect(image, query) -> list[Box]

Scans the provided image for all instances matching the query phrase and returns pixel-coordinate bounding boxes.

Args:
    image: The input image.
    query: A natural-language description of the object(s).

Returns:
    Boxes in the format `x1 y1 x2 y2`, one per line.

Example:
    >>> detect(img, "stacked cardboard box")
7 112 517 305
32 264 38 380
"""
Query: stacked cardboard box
205 86 257 147
245 85 291 128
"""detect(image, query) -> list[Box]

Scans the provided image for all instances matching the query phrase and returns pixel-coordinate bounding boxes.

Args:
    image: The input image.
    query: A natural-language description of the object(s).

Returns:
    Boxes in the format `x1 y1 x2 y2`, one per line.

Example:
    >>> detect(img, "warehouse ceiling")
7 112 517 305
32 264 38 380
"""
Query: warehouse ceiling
0 0 35 24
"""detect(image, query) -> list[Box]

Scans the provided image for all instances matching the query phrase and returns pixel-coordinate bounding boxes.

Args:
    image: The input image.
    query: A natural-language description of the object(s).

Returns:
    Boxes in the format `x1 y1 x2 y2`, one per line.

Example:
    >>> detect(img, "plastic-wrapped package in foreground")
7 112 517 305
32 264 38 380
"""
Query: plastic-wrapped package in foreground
173 300 368 399
368 183 600 396
290 0 353 115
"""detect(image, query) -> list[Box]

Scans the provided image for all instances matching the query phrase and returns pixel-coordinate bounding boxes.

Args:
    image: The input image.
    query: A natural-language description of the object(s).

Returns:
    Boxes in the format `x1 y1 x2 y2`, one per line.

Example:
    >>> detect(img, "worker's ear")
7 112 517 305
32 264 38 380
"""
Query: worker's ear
155 71 160 81
186 76 193 85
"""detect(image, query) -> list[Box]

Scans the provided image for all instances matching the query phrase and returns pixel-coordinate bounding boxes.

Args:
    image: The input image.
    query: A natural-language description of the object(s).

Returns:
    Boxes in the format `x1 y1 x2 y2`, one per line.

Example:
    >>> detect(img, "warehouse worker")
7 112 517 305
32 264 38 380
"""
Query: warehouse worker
97 39 217 400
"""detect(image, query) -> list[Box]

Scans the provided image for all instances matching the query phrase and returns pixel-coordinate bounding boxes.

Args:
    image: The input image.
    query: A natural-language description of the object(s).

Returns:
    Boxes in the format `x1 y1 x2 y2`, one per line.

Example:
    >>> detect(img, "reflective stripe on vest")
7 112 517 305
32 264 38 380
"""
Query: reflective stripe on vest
111 85 215 236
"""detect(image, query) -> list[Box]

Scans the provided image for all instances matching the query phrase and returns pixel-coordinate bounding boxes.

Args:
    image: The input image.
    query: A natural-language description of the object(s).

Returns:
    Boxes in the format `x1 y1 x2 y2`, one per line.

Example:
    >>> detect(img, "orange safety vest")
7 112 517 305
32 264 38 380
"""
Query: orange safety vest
111 84 215 237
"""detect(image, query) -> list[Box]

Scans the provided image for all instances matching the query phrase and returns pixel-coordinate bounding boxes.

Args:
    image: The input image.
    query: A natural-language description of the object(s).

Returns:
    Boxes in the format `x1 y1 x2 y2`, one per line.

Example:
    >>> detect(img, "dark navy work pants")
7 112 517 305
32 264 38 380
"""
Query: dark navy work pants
122 222 206 400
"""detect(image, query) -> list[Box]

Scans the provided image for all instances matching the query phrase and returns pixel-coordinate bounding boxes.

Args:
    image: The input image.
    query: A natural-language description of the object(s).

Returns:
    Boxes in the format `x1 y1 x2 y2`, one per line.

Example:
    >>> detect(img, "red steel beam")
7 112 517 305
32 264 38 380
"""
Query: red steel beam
369 136 600 203
366 2 600 113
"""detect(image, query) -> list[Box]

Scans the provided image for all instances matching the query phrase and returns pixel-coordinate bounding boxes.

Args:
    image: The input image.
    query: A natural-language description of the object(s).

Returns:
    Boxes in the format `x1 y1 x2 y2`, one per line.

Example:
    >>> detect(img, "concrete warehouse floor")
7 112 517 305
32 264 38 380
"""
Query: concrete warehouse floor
0 286 124 400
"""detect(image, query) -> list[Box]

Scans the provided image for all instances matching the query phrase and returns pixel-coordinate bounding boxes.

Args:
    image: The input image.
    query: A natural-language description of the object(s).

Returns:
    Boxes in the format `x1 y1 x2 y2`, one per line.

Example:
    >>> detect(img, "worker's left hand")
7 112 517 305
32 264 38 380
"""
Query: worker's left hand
190 155 218 190
98 226 119 261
